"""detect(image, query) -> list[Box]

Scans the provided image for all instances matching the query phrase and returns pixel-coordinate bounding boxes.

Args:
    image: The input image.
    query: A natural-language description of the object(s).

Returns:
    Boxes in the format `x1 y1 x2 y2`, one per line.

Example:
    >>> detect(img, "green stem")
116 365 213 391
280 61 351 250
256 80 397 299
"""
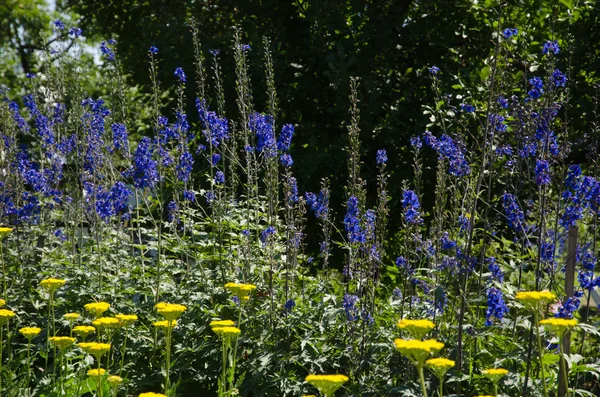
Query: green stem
26 341 31 397
418 364 428 397
165 323 171 395
494 382 498 397
0 241 6 301
0 325 4 394
534 312 549 397
439 377 443 397
119 329 129 376
97 359 103 397
221 338 227 397
560 339 570 397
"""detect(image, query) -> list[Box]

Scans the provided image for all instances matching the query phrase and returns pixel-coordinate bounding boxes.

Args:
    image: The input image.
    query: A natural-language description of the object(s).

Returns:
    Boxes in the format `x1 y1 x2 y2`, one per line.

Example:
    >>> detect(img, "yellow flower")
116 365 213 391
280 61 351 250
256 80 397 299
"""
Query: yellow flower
305 374 349 396
39 278 66 293
19 327 42 340
0 299 5 308
515 291 556 309
212 326 241 340
482 368 509 383
394 339 445 365
87 368 106 377
79 342 111 358
139 393 167 397
224 283 257 299
115 314 138 326
540 318 578 336
153 320 177 329
426 357 455 378
301 395 317 397
0 309 16 324
92 317 121 329
107 375 123 386
209 320 235 328
397 319 435 339
0 227 13 234
155 303 187 321
84 302 110 317
73 325 96 337
64 313 80 322
49 336 76 350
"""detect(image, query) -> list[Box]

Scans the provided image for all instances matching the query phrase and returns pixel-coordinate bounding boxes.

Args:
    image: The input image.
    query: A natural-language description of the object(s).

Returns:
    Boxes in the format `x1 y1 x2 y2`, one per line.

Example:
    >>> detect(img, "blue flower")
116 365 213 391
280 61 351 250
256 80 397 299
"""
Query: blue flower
280 154 293 168
69 27 82 38
25 73 36 79
183 190 195 201
376 149 388 165
249 113 276 157
555 296 580 319
260 226 276 245
551 69 567 87
177 151 194 182
149 46 158 54
174 67 186 83
497 96 509 108
284 299 295 312
209 49 220 56
429 66 440 75
100 41 115 61
277 124 294 152
440 232 456 250
53 19 65 31
528 77 544 99
460 103 476 113
111 123 129 153
196 99 230 147
423 133 470 177
305 189 329 219
167 200 178 222
410 136 422 150
342 294 359 322
214 170 225 184
287 176 298 203
401 190 421 224
125 137 159 189
535 159 551 185
486 257 504 282
344 196 364 243
485 287 508 326
242 229 250 236
502 192 525 232
396 256 413 275
543 40 560 55
211 153 221 166
489 114 507 132
502 28 518 39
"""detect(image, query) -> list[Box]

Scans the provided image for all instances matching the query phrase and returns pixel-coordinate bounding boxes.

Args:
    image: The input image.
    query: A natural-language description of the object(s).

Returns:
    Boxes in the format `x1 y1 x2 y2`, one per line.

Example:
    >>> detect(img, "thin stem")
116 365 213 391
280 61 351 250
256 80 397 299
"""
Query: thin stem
0 242 6 301
165 322 172 395
560 339 570 397
418 364 428 397
0 325 3 394
119 329 129 376
534 311 549 397
26 341 31 397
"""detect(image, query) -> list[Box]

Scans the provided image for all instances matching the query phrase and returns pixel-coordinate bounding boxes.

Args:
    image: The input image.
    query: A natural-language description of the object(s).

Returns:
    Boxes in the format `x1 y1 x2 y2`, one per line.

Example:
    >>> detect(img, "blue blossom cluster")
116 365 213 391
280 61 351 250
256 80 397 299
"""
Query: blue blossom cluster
502 192 525 232
249 113 276 157
344 196 364 244
196 99 229 147
401 190 421 225
305 190 329 219
376 149 387 165
423 131 470 177
485 287 508 326
503 28 518 39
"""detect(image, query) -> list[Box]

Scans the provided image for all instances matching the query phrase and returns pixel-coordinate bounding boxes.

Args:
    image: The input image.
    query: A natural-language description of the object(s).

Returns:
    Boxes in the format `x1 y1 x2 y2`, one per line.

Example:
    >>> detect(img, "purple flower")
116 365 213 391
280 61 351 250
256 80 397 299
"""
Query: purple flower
183 190 195 201
53 20 65 31
277 124 294 152
344 196 364 243
260 226 276 245
410 136 422 150
280 154 293 168
401 190 421 224
211 153 221 166
69 27 82 38
429 66 440 75
497 96 509 108
535 159 551 185
543 40 560 55
177 151 194 182
174 67 186 83
376 149 388 165
460 103 476 113
209 49 220 56
551 69 567 87
214 170 225 184
485 287 508 326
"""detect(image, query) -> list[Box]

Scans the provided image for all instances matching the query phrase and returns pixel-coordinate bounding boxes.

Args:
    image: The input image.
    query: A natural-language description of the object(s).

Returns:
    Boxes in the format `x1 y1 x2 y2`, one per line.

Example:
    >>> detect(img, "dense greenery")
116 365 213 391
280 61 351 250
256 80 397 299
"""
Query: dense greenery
0 1 600 397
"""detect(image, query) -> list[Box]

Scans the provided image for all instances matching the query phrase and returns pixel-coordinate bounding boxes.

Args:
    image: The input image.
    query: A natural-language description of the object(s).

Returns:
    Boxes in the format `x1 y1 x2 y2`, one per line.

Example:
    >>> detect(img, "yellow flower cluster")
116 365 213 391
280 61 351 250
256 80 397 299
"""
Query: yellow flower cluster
64 313 80 321
92 317 120 328
39 278 66 292
153 320 177 329
481 368 509 376
0 309 15 322
49 336 76 350
212 326 241 339
397 319 435 339
19 327 41 340
224 283 257 300
305 374 349 396
0 299 5 308
139 393 167 397
84 302 110 317
155 303 187 321
73 325 96 337
394 339 445 365
79 342 111 358
515 291 556 308
426 357 455 378
107 375 123 386
0 227 13 234
87 368 106 377
116 314 138 326
540 317 578 335
209 320 235 328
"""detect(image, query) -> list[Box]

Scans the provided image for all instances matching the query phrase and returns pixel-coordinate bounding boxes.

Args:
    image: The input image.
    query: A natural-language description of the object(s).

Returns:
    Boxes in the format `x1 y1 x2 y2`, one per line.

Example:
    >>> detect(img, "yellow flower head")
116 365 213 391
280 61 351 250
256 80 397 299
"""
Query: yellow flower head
64 313 80 322
305 374 349 396
107 375 123 386
0 299 5 308
0 227 13 236
39 278 66 293
79 342 111 358
73 325 96 337
210 320 235 328
92 317 121 329
87 368 106 377
212 326 241 340
425 357 455 378
397 319 435 339
84 302 110 317
540 318 578 336
115 314 138 327
139 393 167 397
0 309 16 324
224 283 257 299
482 368 509 383
49 336 76 350
153 320 177 329
19 327 42 340
515 291 556 309
155 303 187 321
301 395 317 397
394 339 445 365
